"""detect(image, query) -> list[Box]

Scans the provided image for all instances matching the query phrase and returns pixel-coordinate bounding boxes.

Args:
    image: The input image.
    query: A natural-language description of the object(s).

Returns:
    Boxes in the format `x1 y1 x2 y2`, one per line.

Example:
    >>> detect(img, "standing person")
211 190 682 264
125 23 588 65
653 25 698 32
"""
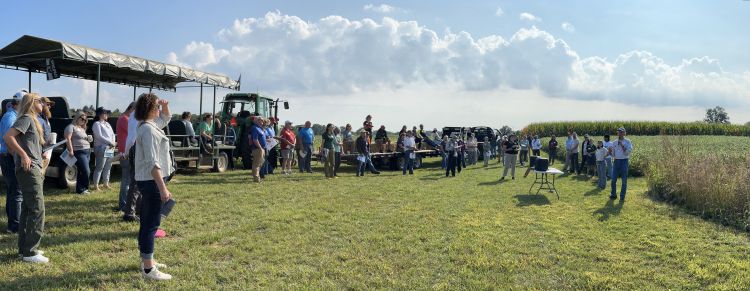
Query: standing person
65 111 92 194
342 124 354 154
116 102 135 212
466 133 478 166
124 95 170 223
363 115 374 144
562 129 574 172
501 135 519 180
603 134 614 179
299 121 314 173
375 125 390 153
321 124 336 179
355 131 380 176
531 135 542 157
440 135 448 169
92 107 116 191
548 135 559 166
295 127 303 173
3 93 49 263
1 95 22 234
278 121 296 175
333 127 343 177
578 135 593 175
417 124 426 149
518 135 529 166
595 141 608 189
250 117 267 183
38 97 54 175
265 118 278 175
133 93 174 280
401 130 416 175
482 136 491 167
610 128 633 201
580 136 597 176
444 135 458 177
456 135 465 173
566 133 580 174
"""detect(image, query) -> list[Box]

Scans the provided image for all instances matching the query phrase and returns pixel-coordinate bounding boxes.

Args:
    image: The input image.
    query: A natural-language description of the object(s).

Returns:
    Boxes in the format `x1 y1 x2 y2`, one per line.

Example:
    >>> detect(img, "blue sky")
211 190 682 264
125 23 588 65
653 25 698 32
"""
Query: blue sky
2 0 749 129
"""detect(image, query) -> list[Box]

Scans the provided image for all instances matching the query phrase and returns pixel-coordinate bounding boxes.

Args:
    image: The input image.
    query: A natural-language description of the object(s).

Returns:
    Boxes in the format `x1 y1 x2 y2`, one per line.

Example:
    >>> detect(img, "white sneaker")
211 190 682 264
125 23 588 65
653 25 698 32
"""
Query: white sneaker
141 261 168 269
22 254 49 264
18 250 44 258
142 268 172 280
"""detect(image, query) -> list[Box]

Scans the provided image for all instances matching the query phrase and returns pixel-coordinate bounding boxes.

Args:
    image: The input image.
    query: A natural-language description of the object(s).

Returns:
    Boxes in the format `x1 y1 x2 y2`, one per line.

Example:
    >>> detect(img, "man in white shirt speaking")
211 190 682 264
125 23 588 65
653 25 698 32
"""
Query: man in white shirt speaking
609 127 633 201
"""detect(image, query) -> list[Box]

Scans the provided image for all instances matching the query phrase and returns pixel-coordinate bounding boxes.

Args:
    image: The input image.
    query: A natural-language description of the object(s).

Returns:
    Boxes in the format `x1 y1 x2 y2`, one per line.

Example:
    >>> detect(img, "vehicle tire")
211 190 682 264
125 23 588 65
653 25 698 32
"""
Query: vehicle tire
213 151 229 172
57 162 77 189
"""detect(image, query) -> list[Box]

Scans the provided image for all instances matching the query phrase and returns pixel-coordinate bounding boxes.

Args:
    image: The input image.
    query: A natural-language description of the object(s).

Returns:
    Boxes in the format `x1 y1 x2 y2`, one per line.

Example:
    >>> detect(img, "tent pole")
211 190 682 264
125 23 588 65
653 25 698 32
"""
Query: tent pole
27 70 31 92
133 86 136 101
199 83 203 115
212 86 216 118
96 64 101 108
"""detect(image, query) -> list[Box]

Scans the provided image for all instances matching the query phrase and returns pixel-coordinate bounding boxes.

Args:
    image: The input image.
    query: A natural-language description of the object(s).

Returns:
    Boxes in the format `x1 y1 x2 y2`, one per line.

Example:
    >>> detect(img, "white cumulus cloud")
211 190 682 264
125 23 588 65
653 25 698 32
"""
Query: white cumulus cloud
495 7 504 17
561 22 575 33
169 11 750 109
519 12 541 22
364 4 395 13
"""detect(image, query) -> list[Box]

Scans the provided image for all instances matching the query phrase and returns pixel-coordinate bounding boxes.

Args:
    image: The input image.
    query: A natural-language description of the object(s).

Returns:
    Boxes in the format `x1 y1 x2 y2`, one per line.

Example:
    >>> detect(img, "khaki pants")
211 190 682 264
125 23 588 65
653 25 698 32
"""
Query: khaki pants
252 148 265 182
503 153 517 178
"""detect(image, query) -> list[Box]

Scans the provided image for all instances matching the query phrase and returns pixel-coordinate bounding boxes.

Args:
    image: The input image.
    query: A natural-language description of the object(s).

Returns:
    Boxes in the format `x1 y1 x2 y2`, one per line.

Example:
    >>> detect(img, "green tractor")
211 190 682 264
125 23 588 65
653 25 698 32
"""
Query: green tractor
218 93 289 170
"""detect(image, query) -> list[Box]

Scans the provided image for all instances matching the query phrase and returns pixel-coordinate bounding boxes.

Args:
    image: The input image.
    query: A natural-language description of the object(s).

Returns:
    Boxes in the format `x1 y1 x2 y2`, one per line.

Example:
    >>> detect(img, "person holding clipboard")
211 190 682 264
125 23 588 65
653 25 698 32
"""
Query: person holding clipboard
609 127 633 201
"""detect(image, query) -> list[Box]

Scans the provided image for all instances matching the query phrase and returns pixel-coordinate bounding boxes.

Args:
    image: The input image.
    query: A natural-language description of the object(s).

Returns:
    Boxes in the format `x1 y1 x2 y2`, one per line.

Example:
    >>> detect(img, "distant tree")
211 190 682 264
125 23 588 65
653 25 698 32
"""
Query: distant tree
497 125 514 136
745 121 750 126
704 106 730 124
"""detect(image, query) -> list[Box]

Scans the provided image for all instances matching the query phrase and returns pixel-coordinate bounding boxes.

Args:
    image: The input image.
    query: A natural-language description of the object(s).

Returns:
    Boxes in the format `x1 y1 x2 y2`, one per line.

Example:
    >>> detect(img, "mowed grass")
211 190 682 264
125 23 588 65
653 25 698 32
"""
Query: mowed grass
1 155 750 289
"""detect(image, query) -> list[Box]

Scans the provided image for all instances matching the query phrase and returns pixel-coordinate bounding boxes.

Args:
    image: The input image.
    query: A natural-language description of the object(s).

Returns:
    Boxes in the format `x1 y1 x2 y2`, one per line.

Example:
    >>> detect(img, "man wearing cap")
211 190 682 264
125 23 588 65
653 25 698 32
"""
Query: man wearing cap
609 127 633 201
0 93 23 233
277 120 296 175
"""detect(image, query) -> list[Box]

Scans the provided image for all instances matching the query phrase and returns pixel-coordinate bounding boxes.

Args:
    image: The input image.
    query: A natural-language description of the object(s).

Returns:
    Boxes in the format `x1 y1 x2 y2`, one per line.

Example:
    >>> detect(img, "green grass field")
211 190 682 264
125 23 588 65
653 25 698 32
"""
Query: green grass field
2 139 750 289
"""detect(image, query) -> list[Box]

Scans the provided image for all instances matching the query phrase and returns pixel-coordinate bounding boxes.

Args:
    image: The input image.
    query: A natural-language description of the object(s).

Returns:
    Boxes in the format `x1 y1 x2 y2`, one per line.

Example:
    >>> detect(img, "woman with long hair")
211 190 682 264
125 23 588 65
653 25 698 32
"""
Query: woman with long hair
65 111 92 194
133 93 174 280
3 93 49 263
321 123 336 179
92 107 116 190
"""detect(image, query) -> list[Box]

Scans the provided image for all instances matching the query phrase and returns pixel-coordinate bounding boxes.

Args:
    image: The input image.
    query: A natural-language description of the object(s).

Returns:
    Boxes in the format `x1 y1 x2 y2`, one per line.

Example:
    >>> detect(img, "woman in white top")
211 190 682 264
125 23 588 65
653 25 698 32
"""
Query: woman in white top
133 93 174 281
465 133 478 166
92 107 116 190
401 130 416 175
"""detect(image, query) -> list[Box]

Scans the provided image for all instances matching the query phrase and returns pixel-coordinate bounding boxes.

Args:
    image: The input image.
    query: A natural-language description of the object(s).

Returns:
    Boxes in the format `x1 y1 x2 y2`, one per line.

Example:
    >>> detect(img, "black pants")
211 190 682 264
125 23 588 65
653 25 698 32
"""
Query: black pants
446 151 457 177
124 145 141 217
532 149 540 156
549 150 557 165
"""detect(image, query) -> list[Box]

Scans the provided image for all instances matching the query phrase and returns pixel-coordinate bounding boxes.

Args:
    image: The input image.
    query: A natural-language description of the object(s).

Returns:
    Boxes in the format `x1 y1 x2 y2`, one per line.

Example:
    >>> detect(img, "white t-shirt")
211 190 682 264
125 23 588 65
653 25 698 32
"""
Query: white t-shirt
402 136 416 150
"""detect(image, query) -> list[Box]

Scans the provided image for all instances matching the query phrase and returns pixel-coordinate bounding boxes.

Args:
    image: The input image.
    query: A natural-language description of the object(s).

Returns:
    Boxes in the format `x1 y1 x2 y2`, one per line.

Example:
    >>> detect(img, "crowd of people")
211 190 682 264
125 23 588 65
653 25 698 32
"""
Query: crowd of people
0 91 633 281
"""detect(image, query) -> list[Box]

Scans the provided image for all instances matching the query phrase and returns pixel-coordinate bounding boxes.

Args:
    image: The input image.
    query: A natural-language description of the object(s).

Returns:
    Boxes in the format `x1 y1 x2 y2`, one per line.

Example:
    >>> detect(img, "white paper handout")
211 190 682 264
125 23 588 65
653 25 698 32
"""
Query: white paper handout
265 138 278 150
61 149 77 166
104 148 115 158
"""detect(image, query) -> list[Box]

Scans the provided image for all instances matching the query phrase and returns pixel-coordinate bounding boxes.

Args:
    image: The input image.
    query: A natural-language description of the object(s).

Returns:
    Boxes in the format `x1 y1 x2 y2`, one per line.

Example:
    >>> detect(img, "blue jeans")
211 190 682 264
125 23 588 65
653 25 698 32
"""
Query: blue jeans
605 157 613 178
1 154 22 232
137 179 164 260
302 144 313 172
446 151 457 177
118 157 131 211
92 145 113 186
357 154 378 175
74 149 91 193
441 152 447 169
611 159 629 199
402 151 414 175
597 161 606 189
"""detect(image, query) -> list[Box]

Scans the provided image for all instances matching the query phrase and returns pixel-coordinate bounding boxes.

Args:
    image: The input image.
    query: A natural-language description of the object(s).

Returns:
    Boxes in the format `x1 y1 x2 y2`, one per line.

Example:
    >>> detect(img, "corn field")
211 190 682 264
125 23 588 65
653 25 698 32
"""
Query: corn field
523 121 750 136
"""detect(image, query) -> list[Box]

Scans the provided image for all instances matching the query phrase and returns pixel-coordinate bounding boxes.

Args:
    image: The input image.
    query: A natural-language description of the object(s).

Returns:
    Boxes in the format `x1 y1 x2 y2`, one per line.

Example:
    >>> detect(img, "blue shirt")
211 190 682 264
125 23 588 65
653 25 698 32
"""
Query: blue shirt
300 127 314 145
251 125 267 149
0 108 18 154
37 114 52 146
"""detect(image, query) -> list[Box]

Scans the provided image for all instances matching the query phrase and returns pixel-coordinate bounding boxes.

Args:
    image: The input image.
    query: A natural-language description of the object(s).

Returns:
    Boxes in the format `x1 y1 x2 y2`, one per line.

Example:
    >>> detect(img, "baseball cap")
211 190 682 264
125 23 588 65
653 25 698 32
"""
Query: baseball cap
95 107 111 117
617 127 626 132
12 89 28 99
284 120 292 124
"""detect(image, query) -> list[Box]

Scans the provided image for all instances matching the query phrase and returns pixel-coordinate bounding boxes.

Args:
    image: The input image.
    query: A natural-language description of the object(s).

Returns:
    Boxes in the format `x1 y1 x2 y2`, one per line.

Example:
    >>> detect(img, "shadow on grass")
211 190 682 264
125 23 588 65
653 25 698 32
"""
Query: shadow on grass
514 194 551 207
477 178 508 186
584 187 606 196
592 199 625 221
